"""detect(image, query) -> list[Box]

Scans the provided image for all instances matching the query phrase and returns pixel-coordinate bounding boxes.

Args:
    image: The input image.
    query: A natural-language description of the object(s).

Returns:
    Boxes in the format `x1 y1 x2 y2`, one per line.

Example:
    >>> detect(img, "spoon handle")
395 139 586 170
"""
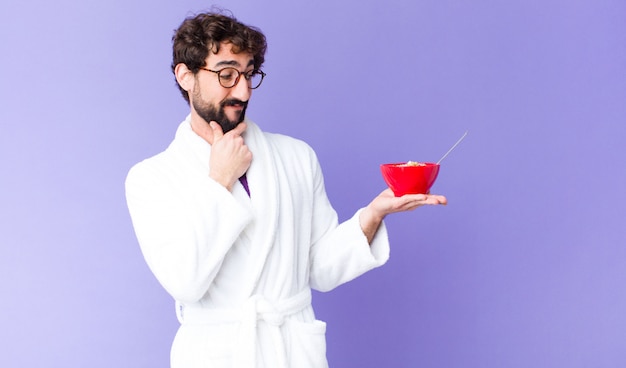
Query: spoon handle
436 131 468 165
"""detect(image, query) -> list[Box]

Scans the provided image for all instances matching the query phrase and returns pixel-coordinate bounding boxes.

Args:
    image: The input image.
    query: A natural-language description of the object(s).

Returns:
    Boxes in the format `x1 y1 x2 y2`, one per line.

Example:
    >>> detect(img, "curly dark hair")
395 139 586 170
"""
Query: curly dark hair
171 11 267 103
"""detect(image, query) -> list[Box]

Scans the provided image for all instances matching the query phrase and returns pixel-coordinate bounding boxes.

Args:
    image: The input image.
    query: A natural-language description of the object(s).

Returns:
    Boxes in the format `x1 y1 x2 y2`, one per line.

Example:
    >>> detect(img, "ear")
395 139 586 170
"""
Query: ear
174 63 195 92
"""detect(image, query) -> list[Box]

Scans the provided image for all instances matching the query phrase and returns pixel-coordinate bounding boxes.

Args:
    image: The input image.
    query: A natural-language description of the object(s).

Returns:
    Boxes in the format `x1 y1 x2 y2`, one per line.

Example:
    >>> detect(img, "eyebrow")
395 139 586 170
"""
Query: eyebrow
213 59 255 69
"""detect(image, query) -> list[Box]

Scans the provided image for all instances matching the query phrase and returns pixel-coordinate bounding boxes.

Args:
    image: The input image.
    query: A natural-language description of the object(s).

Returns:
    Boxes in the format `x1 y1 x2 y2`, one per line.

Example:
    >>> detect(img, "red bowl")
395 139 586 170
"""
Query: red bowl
380 162 440 197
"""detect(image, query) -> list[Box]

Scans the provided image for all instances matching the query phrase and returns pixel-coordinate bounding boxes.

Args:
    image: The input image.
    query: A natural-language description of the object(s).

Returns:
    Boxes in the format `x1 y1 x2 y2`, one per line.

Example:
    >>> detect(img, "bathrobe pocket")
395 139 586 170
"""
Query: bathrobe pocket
287 319 329 368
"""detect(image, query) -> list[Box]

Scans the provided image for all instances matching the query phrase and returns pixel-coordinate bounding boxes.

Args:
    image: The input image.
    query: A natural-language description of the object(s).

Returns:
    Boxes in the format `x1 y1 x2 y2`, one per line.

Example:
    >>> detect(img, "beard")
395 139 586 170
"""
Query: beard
192 88 248 134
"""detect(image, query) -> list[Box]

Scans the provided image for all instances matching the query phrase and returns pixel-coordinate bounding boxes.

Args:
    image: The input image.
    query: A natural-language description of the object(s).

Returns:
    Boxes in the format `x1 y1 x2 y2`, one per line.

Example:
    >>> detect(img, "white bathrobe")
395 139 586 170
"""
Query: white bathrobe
125 116 390 368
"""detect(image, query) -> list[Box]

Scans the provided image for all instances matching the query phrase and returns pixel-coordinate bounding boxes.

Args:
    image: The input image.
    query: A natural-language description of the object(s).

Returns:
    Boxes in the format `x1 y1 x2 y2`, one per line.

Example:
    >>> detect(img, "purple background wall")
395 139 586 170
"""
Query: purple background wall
1 0 625 367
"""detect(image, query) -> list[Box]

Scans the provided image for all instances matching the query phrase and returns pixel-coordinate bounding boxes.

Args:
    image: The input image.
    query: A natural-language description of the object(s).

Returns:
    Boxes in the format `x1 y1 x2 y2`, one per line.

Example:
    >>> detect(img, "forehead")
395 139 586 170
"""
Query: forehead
206 42 254 69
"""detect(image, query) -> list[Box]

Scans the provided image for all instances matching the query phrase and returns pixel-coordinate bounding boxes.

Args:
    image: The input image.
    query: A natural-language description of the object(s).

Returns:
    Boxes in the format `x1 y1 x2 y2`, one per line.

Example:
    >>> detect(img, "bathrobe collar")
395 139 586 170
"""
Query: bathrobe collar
174 115 280 296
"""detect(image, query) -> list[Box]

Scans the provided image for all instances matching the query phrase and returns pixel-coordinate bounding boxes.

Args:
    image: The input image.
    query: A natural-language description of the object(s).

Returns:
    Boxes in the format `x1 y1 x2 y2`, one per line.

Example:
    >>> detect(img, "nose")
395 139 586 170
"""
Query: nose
230 74 252 101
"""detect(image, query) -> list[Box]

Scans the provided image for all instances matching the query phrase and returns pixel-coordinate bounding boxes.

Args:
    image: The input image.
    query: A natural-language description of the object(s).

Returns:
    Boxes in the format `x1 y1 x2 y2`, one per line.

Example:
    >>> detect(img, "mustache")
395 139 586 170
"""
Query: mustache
222 99 248 108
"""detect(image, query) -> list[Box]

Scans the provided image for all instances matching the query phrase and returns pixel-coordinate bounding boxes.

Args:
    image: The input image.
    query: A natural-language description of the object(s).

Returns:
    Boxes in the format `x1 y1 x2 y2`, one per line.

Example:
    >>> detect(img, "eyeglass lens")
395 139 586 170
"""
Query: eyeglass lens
218 68 264 89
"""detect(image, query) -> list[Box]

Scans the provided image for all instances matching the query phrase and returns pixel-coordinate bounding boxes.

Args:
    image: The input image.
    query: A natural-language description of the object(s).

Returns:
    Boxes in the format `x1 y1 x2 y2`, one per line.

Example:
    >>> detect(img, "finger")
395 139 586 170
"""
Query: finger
401 200 426 212
438 195 448 205
400 193 427 201
401 202 422 211
423 194 447 205
382 188 394 196
397 197 425 211
229 122 247 137
210 121 224 140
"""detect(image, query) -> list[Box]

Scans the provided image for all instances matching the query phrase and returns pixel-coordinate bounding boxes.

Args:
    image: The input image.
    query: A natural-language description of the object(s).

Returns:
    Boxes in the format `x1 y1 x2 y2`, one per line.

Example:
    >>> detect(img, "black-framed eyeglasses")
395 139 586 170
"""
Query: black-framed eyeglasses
199 67 266 89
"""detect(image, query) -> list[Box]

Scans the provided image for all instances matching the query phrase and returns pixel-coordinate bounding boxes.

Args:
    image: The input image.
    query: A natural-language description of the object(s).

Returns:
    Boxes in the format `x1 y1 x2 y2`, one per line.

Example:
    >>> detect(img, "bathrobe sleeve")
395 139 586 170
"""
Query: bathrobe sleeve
125 155 253 303
306 150 390 292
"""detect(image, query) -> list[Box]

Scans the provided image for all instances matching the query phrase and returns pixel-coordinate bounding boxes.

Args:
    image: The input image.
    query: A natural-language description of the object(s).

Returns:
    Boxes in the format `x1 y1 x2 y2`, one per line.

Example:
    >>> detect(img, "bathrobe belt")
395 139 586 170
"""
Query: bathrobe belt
176 289 312 368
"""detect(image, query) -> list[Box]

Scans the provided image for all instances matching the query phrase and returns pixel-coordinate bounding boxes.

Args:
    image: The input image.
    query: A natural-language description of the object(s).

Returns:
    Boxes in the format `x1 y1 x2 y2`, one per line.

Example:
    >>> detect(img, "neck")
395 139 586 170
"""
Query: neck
189 109 215 145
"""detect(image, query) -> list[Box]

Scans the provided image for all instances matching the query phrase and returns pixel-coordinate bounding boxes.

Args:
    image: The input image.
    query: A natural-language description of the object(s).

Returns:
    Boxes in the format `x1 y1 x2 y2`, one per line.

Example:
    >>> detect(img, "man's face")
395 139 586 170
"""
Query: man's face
190 43 254 133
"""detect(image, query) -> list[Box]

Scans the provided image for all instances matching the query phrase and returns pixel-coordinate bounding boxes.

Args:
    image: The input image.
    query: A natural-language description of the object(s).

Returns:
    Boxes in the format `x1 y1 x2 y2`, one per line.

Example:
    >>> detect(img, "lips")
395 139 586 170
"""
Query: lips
223 99 247 108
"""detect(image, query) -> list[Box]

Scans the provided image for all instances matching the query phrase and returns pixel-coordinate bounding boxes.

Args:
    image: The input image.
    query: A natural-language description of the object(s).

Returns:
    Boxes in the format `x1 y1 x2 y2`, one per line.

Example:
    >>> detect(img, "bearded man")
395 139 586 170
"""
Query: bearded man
125 10 446 368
